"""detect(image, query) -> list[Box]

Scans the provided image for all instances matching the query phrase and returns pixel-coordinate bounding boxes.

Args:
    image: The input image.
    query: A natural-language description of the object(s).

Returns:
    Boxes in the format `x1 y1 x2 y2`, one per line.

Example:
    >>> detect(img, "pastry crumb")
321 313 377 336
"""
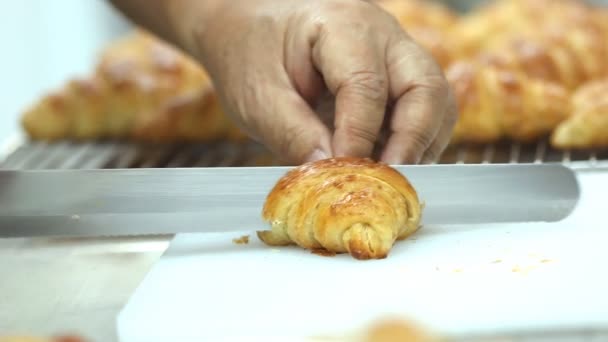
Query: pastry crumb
512 266 521 273
540 259 553 263
453 268 463 273
491 259 502 264
232 235 250 245
311 249 337 257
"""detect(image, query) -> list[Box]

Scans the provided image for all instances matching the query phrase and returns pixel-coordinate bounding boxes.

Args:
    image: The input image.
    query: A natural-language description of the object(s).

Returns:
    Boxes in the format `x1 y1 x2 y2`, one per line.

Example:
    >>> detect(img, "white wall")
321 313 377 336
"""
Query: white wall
0 0 130 140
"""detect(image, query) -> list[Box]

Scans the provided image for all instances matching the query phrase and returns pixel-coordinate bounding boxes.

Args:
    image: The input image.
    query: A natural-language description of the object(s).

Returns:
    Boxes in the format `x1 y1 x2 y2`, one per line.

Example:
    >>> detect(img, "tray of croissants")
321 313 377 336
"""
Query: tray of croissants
14 0 608 166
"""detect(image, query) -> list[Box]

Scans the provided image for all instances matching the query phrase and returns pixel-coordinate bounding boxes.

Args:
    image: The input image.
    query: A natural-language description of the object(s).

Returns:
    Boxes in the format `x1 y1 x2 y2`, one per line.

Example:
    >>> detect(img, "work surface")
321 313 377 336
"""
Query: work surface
118 171 608 341
0 236 170 341
1 170 607 341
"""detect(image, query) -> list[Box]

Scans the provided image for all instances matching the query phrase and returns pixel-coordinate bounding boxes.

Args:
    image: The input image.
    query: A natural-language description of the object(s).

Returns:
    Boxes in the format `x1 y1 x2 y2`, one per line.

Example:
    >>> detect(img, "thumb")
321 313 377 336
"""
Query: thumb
251 90 332 165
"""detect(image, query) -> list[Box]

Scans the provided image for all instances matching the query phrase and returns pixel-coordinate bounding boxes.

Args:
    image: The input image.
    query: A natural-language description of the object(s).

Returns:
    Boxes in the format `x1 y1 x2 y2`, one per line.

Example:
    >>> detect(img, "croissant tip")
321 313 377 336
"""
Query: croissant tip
256 230 291 246
347 239 389 260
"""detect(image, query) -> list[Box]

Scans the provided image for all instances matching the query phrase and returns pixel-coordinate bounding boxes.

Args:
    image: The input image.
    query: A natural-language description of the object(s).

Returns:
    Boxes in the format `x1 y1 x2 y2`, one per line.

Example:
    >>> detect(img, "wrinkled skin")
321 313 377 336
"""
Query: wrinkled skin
113 0 458 164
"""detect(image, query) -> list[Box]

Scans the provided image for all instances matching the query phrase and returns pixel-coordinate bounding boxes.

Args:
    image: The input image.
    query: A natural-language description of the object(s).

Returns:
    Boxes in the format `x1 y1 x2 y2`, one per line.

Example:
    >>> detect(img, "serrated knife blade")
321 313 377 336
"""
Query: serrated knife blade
0 164 579 238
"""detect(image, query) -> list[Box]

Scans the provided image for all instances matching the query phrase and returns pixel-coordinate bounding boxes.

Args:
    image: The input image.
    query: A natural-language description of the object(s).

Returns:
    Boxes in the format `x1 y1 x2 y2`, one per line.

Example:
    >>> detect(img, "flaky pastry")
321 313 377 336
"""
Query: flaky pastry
258 157 422 260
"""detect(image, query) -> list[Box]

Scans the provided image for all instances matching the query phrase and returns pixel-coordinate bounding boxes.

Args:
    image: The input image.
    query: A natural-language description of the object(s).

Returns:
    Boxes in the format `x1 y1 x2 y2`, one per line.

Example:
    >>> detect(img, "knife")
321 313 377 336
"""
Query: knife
0 164 579 238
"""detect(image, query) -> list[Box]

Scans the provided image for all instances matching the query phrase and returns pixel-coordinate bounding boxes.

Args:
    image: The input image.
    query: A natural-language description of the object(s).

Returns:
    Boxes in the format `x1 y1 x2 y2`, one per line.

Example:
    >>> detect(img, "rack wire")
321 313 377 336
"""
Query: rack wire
1 134 607 170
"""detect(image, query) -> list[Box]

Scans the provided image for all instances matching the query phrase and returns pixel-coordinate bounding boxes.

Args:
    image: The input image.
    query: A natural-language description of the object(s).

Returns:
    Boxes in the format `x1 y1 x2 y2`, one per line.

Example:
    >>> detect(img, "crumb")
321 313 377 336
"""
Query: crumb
232 235 250 245
311 249 337 257
491 259 502 264
435 266 440 271
453 268 462 273
71 214 80 220
512 266 521 273
540 259 552 263
271 249 281 253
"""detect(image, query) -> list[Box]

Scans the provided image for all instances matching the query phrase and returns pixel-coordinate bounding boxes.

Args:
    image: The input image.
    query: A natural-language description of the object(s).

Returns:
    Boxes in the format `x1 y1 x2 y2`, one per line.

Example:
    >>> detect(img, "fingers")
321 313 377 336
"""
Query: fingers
380 36 453 164
311 23 388 159
420 89 458 164
248 89 333 165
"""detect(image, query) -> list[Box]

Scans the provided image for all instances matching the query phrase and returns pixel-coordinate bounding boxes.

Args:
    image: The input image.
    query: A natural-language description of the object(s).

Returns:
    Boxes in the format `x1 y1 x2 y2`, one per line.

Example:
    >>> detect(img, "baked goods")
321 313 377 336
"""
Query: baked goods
551 79 608 149
376 0 460 67
21 30 244 143
472 25 608 91
447 61 569 143
360 319 441 342
311 318 441 341
258 157 422 260
444 0 608 146
452 0 602 59
19 0 608 154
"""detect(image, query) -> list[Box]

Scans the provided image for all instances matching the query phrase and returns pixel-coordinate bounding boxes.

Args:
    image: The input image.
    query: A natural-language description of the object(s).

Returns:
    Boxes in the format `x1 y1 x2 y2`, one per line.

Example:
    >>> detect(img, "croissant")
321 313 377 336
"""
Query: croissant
452 0 601 58
447 61 570 144
21 77 107 141
551 79 608 149
258 157 422 260
375 0 460 67
375 0 457 31
361 319 441 342
474 25 608 91
21 30 246 143
131 86 247 143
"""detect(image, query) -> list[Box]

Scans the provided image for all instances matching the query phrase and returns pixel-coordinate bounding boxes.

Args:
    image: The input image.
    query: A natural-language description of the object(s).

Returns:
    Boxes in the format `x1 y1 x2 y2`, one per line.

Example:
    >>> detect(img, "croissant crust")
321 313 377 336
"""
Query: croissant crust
258 157 422 260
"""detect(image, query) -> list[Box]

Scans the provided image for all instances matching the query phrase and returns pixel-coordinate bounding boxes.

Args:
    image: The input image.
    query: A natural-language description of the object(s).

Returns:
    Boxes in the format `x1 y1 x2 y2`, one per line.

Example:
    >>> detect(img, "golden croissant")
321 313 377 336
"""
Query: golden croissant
258 157 422 260
452 0 605 59
447 61 569 144
21 30 244 143
375 0 459 68
551 79 608 149
474 25 608 91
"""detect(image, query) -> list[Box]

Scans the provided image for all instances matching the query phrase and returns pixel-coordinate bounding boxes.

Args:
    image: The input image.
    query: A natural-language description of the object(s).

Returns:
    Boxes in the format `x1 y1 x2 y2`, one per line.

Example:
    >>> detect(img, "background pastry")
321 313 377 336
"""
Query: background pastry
551 79 608 149
21 30 244 143
447 61 569 144
376 0 460 67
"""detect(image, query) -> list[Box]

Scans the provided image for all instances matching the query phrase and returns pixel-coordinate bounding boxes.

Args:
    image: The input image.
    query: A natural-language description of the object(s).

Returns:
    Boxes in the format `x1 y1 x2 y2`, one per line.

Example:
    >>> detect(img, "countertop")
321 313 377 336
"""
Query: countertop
0 235 171 341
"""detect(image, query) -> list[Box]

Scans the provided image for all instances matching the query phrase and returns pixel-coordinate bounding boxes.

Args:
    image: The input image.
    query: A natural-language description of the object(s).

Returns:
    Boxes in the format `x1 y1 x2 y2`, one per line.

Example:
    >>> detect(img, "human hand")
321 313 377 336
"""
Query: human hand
169 0 457 164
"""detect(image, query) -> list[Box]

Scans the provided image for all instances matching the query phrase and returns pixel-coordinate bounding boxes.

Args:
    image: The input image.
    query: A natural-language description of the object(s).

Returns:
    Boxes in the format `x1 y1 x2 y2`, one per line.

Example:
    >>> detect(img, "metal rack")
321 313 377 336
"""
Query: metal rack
2 134 607 170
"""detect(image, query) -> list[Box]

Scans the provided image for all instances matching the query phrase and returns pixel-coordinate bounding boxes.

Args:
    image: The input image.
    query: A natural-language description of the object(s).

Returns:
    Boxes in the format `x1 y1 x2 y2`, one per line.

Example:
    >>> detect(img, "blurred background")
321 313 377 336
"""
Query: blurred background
0 1 130 141
2 0 608 142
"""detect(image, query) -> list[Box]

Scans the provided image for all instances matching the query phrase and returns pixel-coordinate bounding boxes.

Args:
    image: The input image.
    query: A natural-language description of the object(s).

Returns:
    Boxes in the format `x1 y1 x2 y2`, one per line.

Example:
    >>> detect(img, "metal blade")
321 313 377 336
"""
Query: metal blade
0 164 579 238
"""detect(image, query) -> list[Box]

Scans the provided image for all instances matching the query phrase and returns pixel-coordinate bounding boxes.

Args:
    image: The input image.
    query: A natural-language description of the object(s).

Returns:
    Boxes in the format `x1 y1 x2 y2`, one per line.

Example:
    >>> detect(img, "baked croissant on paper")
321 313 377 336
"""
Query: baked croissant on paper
551 79 608 149
258 157 422 260
447 61 569 144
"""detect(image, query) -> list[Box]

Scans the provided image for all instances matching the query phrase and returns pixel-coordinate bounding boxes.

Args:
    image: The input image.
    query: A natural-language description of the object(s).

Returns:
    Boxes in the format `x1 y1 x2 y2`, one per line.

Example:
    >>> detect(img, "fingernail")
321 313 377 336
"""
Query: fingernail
381 155 402 165
420 156 435 165
305 149 329 163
